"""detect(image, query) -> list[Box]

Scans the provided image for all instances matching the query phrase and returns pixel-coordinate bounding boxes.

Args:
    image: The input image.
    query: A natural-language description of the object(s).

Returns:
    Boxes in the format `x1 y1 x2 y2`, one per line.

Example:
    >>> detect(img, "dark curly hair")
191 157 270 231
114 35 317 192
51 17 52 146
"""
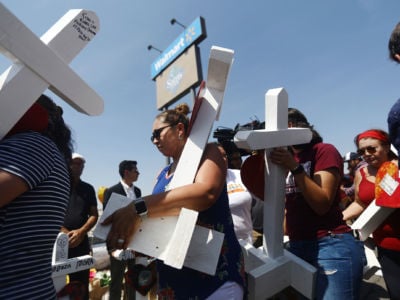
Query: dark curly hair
37 94 73 167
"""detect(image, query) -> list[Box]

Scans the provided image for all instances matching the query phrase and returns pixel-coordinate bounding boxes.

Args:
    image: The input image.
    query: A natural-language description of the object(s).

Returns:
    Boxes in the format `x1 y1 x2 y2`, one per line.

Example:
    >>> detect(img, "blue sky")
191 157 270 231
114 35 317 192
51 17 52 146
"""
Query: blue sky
1 0 400 200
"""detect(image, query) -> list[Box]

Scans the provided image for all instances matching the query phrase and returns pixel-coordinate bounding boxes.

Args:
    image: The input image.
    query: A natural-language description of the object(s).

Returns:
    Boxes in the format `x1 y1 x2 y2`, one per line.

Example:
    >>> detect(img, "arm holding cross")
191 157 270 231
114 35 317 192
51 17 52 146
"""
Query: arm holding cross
103 142 226 248
342 169 367 221
141 144 226 215
270 147 341 216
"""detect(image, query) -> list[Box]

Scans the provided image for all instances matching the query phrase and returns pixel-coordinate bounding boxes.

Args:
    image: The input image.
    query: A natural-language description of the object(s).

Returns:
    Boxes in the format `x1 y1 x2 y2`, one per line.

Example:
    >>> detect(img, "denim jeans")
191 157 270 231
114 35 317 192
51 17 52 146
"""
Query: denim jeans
287 232 366 300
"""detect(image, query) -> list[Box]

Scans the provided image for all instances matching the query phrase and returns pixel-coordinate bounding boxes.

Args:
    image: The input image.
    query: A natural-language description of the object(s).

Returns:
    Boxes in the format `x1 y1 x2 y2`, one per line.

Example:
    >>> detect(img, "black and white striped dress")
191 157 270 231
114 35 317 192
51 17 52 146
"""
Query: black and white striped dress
0 131 70 299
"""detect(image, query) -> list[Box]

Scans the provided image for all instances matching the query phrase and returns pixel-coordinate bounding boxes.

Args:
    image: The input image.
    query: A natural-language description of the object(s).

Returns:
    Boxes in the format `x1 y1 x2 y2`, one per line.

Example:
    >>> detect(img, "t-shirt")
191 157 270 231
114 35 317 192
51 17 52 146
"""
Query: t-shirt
0 131 70 299
285 142 350 240
63 180 97 231
226 169 253 243
152 164 245 299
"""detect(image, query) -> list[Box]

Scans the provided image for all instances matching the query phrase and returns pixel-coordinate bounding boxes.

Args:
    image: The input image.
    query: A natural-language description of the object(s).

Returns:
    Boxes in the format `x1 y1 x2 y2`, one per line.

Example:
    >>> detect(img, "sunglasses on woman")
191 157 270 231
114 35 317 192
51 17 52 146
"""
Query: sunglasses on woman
357 146 378 156
150 123 177 142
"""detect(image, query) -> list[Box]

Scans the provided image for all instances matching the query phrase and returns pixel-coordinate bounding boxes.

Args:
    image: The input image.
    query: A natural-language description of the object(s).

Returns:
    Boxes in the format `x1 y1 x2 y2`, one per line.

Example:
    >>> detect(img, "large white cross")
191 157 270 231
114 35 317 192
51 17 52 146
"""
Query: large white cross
0 3 103 139
94 46 234 275
234 88 316 299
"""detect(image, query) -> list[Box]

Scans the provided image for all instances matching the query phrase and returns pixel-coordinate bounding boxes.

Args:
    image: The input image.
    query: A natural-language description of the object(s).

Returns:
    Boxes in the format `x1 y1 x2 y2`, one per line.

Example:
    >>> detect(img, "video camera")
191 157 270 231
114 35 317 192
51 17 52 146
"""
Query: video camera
213 119 264 156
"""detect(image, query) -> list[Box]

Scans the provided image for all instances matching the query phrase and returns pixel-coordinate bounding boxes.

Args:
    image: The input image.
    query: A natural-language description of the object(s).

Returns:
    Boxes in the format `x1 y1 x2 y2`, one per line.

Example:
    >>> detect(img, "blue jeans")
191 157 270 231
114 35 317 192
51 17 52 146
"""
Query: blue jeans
287 232 366 300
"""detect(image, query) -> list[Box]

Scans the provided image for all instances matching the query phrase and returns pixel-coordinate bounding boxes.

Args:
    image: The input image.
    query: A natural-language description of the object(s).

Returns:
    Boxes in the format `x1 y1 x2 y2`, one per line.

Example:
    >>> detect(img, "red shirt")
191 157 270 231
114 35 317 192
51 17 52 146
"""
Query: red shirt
358 167 400 251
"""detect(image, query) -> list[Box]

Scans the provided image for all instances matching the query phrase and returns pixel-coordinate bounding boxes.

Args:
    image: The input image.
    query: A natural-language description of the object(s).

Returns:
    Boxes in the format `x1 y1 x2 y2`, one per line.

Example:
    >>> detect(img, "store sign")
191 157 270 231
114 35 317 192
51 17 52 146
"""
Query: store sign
156 45 202 109
151 17 206 80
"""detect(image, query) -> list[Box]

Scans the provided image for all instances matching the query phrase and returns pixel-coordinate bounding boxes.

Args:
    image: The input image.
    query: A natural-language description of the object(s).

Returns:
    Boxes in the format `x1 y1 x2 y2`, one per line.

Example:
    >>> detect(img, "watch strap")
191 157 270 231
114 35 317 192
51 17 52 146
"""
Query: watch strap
134 198 148 219
290 164 304 175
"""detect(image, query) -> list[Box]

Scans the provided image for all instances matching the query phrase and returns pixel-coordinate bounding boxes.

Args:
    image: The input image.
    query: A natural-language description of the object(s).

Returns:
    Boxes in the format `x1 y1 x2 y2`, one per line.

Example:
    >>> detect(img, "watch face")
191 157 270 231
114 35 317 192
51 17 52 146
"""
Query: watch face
135 199 147 215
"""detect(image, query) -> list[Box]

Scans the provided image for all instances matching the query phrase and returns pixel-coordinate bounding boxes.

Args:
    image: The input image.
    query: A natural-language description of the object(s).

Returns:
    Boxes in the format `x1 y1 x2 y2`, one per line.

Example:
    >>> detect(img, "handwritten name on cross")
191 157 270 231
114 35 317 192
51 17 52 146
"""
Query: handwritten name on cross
52 233 95 298
0 3 103 139
235 88 316 299
94 46 234 275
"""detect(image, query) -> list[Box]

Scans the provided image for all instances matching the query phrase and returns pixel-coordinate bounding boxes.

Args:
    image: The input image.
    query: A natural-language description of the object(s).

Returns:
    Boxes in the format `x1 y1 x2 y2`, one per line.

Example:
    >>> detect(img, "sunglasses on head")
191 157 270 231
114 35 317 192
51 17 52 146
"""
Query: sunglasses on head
150 123 176 142
357 146 378 156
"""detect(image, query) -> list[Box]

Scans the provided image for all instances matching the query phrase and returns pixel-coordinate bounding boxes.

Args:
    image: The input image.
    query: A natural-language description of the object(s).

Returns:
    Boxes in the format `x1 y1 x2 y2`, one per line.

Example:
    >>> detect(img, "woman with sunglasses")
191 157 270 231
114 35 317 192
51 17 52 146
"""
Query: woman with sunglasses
342 129 400 299
269 108 365 300
103 103 246 299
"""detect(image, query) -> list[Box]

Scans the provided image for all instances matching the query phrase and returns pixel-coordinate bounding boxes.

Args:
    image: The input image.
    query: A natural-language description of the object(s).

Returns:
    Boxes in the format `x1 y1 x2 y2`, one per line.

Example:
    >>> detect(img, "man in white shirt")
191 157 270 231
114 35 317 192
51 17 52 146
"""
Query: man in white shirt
103 160 141 300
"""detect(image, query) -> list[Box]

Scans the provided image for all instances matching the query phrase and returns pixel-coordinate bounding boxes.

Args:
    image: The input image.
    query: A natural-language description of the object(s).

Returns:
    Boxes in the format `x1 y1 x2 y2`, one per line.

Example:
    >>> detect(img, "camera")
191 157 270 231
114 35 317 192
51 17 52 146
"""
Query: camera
213 119 264 156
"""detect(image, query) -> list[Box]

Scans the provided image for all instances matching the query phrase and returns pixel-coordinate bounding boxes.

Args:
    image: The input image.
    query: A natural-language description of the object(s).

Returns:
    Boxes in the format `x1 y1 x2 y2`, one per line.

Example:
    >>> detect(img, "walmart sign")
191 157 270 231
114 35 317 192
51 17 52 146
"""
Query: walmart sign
151 17 206 80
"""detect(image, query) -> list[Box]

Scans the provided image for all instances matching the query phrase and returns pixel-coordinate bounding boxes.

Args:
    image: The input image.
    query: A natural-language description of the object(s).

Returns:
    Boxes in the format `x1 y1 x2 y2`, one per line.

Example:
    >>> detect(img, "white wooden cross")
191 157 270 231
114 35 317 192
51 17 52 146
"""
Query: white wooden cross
94 46 234 276
52 233 96 298
234 88 316 299
0 3 103 139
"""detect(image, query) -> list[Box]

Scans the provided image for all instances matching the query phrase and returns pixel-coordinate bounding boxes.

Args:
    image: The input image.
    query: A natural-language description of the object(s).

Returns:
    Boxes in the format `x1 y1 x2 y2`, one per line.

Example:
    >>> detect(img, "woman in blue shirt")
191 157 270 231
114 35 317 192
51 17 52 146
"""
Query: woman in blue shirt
104 103 245 299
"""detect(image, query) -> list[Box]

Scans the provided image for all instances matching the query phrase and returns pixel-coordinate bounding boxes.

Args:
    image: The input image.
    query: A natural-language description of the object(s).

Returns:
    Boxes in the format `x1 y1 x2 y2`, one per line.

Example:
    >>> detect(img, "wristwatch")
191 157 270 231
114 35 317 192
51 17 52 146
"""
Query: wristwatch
134 198 148 219
290 164 304 175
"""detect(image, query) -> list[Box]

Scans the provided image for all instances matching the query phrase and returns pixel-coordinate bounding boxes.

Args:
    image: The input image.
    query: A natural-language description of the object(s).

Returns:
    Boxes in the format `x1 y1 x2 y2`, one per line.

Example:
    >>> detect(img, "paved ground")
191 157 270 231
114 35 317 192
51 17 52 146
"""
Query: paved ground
268 273 389 300
360 274 389 300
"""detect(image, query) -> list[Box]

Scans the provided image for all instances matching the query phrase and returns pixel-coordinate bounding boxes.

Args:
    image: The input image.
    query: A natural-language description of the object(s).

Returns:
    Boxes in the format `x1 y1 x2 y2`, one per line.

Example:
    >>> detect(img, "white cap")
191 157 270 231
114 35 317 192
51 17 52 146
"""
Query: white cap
72 152 86 163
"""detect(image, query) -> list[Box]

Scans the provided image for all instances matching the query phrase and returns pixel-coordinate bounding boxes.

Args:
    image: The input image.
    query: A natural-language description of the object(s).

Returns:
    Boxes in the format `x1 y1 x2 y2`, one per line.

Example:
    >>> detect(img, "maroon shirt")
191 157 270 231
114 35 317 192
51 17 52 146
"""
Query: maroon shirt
285 143 350 240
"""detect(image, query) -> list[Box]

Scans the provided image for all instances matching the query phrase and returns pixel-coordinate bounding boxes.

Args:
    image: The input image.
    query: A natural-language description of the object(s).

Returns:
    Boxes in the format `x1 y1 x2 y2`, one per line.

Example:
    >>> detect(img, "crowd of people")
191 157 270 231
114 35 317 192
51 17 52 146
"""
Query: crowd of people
1 20 400 300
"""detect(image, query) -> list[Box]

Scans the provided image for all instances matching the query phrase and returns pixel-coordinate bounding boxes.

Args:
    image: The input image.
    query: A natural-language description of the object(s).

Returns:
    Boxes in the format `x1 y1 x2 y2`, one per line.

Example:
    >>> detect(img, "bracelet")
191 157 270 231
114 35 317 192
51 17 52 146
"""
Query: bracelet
290 164 304 175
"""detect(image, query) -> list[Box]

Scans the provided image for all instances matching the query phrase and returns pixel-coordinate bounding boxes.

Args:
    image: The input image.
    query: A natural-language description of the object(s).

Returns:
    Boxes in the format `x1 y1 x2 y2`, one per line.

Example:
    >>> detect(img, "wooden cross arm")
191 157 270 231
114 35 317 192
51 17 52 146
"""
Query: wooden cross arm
52 255 95 277
351 199 394 241
234 128 312 150
94 195 224 275
169 46 234 189
0 4 103 116
206 46 234 120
